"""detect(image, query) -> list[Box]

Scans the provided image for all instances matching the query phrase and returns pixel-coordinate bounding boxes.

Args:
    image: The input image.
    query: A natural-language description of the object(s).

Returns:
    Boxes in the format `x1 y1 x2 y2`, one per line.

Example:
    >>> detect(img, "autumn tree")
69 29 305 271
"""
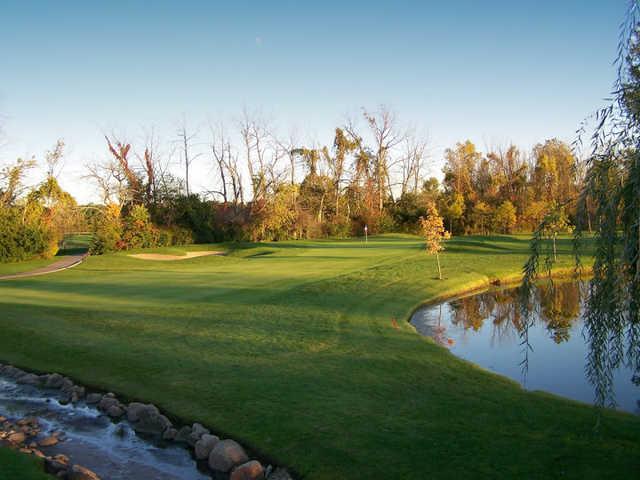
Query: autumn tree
542 203 573 261
493 200 517 234
472 201 491 235
419 201 450 280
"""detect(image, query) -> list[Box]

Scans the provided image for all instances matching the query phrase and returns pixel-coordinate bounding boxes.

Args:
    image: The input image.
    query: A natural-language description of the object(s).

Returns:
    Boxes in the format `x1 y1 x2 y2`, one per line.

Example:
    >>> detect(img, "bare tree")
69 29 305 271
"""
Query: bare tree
209 121 231 203
84 158 129 207
239 108 271 201
176 116 202 196
400 131 429 195
362 106 405 211
209 120 244 204
45 139 66 179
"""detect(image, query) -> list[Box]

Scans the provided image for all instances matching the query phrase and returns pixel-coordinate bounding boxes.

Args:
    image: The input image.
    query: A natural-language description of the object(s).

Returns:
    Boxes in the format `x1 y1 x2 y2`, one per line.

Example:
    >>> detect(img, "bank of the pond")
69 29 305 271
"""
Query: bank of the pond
406 265 593 317
410 278 639 414
0 235 638 479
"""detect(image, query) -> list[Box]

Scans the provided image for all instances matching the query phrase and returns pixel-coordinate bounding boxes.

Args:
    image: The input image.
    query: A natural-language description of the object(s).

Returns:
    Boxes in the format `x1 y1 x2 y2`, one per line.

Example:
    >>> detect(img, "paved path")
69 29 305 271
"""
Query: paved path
0 252 89 280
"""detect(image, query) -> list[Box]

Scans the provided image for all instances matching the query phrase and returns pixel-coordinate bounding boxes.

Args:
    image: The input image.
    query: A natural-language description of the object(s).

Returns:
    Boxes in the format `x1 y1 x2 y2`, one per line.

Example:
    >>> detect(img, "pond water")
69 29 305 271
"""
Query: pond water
410 281 640 414
0 378 211 480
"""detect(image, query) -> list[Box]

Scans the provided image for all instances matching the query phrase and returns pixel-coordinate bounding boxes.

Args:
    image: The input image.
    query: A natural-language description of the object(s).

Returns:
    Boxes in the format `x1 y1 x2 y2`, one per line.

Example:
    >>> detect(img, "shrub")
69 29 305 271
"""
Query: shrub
0 207 51 262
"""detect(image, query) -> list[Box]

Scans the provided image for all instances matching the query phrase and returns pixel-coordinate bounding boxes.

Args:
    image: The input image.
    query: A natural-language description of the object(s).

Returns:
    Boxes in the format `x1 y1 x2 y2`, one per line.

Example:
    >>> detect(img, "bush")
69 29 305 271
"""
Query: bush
90 204 194 254
89 204 122 255
0 207 51 262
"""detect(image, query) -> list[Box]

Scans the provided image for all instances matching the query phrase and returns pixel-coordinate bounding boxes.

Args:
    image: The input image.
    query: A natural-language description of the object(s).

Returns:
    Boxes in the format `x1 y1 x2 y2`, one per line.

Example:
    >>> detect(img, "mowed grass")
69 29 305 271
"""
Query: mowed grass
0 234 638 479
0 448 49 480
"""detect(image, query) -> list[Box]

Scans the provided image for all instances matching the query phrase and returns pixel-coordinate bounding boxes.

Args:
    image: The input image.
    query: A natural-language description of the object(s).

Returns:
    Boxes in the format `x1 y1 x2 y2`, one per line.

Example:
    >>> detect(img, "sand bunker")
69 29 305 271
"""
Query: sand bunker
128 251 224 261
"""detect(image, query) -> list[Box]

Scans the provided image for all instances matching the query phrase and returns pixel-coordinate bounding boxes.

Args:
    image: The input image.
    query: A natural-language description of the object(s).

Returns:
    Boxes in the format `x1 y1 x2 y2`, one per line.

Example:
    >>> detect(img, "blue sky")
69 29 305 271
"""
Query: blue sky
0 0 628 202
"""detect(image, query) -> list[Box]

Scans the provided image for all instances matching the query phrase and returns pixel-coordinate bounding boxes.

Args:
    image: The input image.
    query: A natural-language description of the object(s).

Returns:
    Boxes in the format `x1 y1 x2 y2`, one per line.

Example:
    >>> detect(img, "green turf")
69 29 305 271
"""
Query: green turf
0 448 49 480
0 234 638 479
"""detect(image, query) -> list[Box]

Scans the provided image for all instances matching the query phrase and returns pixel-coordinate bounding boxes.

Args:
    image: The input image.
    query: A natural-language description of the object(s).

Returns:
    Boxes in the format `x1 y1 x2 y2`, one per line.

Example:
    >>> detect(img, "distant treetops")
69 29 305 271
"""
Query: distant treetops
2 106 581 261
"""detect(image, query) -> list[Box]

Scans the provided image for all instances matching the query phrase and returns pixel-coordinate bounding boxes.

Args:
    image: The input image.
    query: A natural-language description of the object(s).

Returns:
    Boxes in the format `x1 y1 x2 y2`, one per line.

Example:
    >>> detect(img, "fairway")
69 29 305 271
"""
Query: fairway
0 235 638 479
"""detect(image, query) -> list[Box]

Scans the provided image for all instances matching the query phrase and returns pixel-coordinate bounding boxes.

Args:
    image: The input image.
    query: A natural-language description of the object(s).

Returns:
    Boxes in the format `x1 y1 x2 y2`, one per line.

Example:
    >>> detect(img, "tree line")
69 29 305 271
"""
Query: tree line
0 105 583 261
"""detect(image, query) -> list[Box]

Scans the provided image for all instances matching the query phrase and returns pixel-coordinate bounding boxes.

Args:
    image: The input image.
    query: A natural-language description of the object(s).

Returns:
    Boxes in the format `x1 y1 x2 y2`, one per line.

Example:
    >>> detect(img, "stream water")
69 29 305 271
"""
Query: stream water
410 280 640 414
0 378 211 479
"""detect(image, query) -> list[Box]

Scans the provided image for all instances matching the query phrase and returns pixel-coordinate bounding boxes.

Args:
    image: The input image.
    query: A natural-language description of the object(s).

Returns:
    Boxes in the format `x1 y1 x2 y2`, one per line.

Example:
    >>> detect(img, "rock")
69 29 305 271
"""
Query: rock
68 464 101 480
162 427 177 441
17 373 41 386
32 449 46 459
208 439 249 472
44 454 70 475
192 422 209 437
126 402 157 423
106 405 124 418
86 393 102 404
2 365 24 378
17 417 38 427
188 422 209 446
70 385 86 401
132 409 172 435
39 436 59 447
174 425 192 443
230 461 265 480
194 433 220 460
8 432 26 444
98 396 120 412
267 468 294 480
44 373 64 389
60 378 75 393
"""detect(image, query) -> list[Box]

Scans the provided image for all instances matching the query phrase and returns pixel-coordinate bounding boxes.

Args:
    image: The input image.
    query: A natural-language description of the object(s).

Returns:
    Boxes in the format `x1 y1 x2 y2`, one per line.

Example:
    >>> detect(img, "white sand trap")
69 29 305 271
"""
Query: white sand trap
128 251 225 261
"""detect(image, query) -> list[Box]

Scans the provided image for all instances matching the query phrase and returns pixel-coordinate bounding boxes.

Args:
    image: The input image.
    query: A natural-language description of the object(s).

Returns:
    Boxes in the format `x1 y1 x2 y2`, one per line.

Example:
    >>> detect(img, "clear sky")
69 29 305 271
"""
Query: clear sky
0 0 628 203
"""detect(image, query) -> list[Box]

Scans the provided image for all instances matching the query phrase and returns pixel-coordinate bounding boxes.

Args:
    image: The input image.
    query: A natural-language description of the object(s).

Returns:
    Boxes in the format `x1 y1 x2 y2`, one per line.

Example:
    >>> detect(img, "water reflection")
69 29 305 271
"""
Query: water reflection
411 281 639 414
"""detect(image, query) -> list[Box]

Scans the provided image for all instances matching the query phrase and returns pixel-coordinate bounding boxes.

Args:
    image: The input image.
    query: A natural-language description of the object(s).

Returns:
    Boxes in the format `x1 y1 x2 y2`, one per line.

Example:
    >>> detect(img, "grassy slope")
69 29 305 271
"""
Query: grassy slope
0 448 49 480
0 234 637 479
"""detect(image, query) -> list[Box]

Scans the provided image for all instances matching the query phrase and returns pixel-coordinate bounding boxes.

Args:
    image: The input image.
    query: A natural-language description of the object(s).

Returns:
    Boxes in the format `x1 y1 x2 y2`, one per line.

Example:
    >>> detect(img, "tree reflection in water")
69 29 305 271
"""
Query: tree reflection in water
449 281 583 344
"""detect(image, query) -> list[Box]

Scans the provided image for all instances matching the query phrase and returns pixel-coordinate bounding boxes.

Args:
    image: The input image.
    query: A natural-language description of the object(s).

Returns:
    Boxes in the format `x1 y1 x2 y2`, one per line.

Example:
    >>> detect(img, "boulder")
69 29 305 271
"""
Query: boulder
8 431 26 444
106 405 125 418
208 439 249 472
267 468 294 480
194 434 220 460
39 436 59 447
188 422 209 446
126 402 158 423
132 409 172 436
70 386 86 401
17 373 41 386
2 365 24 378
68 464 101 480
44 373 64 389
162 427 177 441
86 393 102 404
98 396 120 412
230 460 265 480
174 425 192 443
44 454 70 475
60 378 75 393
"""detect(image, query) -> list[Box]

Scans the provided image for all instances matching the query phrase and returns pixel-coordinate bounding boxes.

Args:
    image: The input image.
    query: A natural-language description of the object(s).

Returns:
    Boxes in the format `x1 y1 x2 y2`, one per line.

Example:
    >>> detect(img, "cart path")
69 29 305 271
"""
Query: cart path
0 252 88 280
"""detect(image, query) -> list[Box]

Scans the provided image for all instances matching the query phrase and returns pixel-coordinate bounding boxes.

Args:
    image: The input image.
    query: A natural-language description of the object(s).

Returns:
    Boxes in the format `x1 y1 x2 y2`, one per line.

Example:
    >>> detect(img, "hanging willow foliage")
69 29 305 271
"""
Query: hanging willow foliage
521 1 640 409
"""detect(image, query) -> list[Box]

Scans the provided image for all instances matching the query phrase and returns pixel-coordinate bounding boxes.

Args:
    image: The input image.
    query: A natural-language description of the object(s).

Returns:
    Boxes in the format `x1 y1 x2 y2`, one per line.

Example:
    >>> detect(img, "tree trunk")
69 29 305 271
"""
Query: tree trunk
436 252 442 280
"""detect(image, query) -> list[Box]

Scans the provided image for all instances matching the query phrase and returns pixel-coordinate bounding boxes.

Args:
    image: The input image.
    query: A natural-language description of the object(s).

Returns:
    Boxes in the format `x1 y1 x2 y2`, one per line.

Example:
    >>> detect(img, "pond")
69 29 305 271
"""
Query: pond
410 280 640 414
